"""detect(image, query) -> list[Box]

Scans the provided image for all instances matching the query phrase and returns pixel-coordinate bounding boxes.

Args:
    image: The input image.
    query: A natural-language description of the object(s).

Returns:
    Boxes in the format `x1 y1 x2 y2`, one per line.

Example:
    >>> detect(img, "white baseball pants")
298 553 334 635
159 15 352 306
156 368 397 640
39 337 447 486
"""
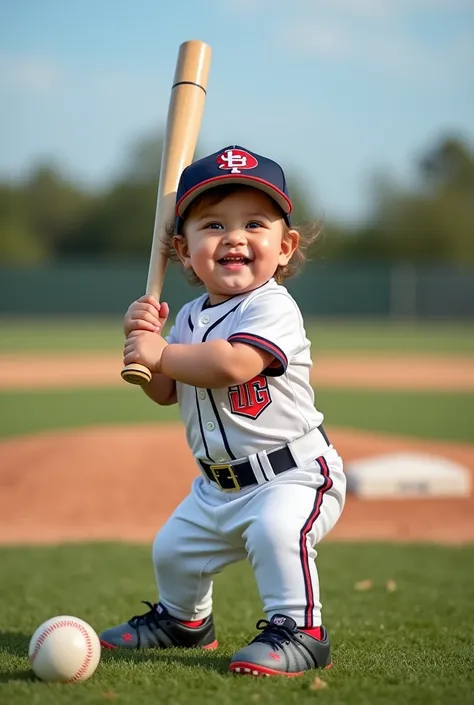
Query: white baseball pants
152 446 346 627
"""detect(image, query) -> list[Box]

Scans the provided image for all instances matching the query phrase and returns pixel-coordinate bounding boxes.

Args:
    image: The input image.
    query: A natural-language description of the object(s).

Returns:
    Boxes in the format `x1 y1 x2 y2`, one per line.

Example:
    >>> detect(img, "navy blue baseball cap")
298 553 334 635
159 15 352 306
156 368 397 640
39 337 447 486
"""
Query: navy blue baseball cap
175 145 293 232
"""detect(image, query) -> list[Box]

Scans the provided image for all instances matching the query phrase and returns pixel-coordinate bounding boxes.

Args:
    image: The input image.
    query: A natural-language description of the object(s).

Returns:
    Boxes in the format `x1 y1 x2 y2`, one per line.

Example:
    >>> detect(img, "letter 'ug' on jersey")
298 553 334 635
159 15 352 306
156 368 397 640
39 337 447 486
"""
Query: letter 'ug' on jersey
228 375 272 419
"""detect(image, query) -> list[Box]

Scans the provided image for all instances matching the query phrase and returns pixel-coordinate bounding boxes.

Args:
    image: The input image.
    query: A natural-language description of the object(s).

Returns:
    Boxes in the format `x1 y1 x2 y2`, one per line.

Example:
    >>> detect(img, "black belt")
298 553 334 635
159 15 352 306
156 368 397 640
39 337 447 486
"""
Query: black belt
199 425 330 492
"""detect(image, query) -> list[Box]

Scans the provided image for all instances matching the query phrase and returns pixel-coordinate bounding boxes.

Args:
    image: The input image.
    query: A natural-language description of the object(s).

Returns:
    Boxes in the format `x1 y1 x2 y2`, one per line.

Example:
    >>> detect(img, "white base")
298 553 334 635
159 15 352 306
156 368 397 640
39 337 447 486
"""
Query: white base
346 452 472 499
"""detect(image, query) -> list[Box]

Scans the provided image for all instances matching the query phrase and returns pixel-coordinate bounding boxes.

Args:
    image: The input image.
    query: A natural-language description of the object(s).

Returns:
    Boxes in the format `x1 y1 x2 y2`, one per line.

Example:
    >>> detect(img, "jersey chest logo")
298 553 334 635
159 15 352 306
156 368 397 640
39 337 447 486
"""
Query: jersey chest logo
228 375 272 419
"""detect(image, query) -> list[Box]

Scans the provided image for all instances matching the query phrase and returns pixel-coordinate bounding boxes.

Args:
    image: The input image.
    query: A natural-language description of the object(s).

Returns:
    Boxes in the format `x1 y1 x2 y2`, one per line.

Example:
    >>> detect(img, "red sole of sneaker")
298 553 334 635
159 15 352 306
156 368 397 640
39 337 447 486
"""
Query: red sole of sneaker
229 661 333 677
99 639 219 651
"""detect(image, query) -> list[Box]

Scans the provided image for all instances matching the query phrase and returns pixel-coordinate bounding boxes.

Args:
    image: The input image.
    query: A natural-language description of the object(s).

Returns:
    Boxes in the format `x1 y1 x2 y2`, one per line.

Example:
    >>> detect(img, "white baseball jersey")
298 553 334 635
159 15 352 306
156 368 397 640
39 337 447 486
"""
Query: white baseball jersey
166 278 325 463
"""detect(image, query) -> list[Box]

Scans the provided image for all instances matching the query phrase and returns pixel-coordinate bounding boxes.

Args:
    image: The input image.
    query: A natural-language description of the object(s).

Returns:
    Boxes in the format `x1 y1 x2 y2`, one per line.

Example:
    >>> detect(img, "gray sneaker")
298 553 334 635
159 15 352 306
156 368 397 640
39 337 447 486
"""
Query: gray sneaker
229 614 331 676
100 601 217 650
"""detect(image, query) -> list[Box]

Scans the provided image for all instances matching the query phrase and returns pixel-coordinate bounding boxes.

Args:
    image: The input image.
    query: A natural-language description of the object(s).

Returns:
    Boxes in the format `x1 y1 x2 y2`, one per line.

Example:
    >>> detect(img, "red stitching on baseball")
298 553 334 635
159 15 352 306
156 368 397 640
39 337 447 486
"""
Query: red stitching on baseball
30 619 94 682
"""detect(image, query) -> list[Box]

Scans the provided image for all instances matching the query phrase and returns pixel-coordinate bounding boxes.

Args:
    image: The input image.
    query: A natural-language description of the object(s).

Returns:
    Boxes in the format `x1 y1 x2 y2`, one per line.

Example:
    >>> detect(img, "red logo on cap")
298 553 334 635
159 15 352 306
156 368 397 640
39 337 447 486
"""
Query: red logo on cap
216 149 258 174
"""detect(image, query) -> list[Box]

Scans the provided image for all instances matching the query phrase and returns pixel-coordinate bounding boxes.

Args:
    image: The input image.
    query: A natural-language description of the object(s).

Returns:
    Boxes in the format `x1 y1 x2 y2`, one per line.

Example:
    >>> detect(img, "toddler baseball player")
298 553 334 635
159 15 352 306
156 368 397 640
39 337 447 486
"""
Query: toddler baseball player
100 146 346 676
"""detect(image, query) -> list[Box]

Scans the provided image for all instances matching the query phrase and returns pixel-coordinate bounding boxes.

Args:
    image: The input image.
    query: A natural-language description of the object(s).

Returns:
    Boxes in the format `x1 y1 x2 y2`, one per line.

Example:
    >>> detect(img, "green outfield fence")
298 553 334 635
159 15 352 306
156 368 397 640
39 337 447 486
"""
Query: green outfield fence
0 261 473 318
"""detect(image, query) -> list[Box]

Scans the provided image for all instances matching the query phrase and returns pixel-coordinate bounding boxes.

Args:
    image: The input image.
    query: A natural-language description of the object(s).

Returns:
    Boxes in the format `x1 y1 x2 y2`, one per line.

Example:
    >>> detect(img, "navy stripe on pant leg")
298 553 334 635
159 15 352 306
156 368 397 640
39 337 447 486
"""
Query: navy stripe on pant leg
299 456 333 627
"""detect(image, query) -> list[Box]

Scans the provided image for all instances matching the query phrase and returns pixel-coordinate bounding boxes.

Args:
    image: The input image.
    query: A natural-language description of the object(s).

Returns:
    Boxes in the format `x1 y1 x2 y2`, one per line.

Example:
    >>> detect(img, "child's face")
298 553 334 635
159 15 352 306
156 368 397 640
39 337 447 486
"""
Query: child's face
174 189 299 304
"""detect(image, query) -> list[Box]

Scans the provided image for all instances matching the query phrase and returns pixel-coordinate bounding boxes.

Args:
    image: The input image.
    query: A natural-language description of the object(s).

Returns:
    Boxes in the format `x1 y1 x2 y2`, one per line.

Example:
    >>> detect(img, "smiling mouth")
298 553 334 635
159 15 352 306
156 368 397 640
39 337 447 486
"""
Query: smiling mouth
218 255 251 265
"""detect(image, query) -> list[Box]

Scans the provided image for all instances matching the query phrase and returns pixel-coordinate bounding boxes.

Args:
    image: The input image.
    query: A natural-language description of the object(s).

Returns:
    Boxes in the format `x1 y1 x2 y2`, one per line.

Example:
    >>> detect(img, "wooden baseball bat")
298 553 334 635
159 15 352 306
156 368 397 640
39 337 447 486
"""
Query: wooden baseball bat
121 40 212 385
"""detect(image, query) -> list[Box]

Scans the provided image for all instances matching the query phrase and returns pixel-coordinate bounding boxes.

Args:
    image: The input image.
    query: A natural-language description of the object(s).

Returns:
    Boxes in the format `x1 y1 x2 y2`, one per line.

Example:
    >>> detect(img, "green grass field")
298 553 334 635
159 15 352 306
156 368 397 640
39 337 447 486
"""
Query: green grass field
1 317 474 354
1 543 474 705
0 318 473 703
1 387 473 442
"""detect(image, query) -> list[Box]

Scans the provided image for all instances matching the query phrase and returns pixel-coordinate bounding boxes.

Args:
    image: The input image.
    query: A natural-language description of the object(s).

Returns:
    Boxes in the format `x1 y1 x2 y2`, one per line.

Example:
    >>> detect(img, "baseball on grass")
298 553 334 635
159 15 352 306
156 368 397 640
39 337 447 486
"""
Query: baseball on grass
28 615 101 683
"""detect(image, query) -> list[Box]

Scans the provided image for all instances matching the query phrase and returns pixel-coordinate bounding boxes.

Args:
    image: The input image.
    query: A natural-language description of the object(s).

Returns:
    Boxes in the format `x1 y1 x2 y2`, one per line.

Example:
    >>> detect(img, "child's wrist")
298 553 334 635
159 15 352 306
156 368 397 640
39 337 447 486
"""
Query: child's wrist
155 342 170 374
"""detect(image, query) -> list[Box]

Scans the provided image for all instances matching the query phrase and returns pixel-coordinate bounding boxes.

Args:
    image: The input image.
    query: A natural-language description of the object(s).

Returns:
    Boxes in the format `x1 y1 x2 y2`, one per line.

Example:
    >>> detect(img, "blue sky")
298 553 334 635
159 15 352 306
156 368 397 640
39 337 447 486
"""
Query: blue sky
1 0 473 223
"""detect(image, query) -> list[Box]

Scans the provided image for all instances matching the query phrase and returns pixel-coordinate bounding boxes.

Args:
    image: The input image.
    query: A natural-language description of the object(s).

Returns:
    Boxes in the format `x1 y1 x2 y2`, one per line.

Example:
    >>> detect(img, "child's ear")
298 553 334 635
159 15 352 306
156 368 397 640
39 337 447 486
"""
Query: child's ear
278 229 300 265
172 235 192 269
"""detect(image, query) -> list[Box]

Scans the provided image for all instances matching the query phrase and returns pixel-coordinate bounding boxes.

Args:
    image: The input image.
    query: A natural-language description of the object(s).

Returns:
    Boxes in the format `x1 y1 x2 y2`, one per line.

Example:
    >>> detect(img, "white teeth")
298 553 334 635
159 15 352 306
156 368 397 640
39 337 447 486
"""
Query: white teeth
220 253 248 260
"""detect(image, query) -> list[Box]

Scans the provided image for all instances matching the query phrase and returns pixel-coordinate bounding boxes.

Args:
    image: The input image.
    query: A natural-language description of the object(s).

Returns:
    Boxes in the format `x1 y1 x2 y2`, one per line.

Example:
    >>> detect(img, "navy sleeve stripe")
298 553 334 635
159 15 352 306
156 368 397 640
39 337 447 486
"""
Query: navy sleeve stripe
228 332 288 370
263 362 286 377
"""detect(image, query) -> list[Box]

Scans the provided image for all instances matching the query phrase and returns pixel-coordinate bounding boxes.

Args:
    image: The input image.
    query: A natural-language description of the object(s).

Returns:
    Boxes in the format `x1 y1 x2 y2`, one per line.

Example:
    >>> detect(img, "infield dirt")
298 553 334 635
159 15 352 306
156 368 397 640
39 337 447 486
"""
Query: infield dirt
1 352 474 390
1 353 472 545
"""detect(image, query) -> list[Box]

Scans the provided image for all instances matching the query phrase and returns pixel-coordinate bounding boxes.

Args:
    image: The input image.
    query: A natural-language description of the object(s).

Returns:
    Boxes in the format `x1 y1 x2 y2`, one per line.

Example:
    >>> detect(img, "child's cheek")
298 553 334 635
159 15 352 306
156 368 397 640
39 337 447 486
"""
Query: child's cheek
256 235 273 251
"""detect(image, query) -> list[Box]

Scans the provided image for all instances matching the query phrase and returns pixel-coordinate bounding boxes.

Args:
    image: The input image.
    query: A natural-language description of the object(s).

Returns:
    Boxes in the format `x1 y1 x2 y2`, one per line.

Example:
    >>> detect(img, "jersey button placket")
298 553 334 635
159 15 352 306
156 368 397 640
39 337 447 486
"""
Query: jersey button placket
205 421 215 431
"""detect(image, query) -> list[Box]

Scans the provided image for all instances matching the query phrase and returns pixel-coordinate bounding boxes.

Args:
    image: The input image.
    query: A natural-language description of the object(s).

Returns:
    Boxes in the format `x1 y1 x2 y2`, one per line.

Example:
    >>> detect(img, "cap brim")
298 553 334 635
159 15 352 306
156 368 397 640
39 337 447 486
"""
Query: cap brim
176 174 292 217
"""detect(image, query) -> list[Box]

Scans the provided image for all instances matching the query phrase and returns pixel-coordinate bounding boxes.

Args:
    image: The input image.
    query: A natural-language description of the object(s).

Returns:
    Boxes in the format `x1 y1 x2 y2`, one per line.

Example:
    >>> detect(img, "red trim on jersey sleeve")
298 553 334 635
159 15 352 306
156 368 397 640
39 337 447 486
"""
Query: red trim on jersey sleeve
228 332 288 376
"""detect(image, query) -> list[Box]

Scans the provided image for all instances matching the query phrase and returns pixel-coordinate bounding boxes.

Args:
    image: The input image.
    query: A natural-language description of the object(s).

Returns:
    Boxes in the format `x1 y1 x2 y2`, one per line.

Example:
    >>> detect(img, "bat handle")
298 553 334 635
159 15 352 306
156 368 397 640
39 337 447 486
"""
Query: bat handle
121 281 164 385
121 285 164 385
121 363 153 385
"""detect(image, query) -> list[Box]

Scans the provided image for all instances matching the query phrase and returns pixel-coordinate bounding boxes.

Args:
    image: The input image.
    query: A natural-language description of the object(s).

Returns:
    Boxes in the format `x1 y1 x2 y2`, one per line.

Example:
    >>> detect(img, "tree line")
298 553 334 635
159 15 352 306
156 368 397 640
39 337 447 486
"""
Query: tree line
1 134 473 266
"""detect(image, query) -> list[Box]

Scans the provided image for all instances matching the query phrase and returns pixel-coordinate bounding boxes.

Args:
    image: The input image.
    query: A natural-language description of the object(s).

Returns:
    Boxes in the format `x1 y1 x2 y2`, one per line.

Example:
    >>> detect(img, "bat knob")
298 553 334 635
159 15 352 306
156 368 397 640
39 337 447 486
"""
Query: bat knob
121 363 153 385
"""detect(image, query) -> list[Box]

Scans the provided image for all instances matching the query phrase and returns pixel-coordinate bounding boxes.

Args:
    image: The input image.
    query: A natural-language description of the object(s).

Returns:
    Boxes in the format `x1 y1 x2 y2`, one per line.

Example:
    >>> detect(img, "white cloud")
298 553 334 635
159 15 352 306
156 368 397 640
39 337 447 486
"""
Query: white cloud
216 0 270 12
315 0 474 15
0 56 64 96
220 0 474 13
313 0 397 18
278 0 474 83
291 21 354 59
286 18 473 83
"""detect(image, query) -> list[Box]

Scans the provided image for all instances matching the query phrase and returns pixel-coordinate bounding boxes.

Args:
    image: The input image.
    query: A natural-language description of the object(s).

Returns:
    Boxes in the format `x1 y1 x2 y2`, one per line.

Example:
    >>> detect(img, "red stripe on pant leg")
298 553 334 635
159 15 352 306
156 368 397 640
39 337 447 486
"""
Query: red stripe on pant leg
299 456 333 628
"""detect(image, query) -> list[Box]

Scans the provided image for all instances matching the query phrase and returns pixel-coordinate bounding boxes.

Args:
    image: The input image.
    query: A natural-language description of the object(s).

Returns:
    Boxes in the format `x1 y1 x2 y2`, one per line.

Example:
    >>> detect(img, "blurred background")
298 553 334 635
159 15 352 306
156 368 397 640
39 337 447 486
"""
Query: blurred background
1 9 473 699
1 0 473 319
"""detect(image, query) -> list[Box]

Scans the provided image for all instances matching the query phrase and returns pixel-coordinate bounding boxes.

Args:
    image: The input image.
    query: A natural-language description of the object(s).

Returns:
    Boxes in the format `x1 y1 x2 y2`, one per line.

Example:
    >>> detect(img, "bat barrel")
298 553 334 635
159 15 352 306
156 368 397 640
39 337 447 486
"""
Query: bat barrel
173 40 212 93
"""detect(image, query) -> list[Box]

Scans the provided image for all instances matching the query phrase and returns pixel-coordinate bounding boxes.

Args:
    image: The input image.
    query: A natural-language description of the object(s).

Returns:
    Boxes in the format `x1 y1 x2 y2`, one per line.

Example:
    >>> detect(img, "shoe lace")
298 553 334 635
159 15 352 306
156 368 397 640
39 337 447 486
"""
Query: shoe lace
128 601 161 629
252 619 298 649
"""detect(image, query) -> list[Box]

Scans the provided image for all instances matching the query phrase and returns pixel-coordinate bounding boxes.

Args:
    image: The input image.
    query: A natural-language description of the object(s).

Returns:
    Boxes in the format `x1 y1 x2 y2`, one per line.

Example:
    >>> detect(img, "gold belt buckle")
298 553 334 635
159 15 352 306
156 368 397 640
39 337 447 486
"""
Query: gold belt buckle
209 463 241 492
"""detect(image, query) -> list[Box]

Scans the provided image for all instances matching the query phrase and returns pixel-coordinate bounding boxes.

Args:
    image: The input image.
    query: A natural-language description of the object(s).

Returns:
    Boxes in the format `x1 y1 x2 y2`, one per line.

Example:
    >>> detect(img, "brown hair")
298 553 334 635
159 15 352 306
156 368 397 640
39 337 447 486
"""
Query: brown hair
162 184 321 285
